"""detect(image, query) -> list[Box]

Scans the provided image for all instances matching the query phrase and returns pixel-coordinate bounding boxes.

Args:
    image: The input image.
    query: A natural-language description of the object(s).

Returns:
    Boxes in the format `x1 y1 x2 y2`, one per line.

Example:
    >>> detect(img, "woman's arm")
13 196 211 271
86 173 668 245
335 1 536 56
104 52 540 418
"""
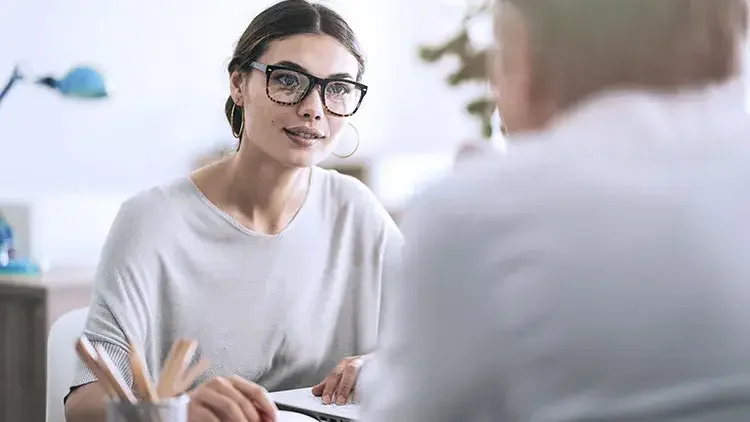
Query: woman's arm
64 383 110 422
65 196 162 422
313 200 405 405
376 210 405 341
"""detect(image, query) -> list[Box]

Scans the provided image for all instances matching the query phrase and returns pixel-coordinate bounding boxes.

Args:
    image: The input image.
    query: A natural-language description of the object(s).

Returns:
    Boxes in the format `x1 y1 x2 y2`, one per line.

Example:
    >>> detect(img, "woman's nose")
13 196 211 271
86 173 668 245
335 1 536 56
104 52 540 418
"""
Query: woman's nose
298 87 325 121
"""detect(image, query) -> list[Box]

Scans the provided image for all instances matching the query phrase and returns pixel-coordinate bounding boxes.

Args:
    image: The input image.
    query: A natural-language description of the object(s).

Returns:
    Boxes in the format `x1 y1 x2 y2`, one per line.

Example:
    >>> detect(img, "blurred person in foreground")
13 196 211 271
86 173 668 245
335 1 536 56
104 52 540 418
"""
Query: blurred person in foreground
359 1 750 421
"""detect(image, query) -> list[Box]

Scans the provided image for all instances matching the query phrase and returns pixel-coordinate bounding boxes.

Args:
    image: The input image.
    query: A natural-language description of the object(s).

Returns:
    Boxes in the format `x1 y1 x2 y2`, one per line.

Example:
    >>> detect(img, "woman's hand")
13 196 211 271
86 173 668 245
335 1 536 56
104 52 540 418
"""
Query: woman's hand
188 375 278 422
311 355 370 405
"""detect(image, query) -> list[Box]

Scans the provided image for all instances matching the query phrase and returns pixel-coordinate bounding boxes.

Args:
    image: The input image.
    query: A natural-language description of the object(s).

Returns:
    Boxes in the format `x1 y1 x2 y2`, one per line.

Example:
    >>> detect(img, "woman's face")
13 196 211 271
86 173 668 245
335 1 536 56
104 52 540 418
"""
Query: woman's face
230 34 361 168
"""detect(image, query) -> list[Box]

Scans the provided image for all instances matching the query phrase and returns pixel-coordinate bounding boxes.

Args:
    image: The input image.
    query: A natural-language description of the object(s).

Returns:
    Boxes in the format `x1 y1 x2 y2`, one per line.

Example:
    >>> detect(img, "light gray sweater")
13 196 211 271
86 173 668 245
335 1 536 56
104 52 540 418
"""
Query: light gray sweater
69 166 403 396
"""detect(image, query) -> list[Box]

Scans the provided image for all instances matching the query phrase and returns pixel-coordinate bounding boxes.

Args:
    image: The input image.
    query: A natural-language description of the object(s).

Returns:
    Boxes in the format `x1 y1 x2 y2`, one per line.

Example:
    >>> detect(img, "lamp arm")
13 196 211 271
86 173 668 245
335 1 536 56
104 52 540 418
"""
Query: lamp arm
0 65 23 107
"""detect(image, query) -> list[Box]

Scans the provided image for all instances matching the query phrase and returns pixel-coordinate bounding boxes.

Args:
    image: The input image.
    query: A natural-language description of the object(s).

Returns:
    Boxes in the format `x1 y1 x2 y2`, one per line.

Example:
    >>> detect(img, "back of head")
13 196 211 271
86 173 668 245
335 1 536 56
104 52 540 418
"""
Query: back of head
223 0 365 137
496 0 748 111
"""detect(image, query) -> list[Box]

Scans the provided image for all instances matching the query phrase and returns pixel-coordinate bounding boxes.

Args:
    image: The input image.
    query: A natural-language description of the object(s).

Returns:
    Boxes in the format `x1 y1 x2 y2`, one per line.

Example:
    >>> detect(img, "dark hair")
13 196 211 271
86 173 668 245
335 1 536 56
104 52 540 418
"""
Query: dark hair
224 0 366 143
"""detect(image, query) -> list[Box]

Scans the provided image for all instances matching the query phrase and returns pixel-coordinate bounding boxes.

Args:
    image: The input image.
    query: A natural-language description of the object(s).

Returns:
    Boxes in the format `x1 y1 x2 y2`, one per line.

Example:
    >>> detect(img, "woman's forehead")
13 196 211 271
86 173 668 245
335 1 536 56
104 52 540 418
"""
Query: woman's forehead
260 34 360 79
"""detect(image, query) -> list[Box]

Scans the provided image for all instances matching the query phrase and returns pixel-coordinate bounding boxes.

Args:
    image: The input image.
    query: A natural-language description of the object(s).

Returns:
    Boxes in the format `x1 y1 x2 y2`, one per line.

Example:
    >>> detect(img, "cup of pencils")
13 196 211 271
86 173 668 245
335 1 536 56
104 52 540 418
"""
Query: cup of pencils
75 335 210 422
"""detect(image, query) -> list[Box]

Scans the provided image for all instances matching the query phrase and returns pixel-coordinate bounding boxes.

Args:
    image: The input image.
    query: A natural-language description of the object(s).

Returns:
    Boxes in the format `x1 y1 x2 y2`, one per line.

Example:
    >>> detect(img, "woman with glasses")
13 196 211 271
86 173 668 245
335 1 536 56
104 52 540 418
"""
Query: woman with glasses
64 1 401 421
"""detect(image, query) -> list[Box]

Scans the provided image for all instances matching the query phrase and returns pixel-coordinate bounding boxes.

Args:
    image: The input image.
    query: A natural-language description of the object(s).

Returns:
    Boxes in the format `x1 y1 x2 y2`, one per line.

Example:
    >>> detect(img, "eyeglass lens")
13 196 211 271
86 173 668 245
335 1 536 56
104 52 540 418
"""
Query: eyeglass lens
267 68 363 115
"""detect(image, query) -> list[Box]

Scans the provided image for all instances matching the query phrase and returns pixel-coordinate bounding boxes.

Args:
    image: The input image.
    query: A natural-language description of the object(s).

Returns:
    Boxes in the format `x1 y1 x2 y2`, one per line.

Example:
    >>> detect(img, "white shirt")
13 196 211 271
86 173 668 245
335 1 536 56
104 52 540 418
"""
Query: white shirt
69 166 403 397
360 80 750 422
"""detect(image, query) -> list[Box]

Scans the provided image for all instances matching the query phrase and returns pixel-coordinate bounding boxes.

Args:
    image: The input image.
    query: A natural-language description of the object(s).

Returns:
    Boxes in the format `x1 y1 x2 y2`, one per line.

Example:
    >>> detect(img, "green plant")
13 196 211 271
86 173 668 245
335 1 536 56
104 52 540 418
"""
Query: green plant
417 1 495 139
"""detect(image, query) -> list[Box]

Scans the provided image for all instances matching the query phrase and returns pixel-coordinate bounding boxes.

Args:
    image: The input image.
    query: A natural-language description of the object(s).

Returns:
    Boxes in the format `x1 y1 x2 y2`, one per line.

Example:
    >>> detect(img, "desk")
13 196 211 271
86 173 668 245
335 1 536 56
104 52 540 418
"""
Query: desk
1 267 95 329
0 279 47 422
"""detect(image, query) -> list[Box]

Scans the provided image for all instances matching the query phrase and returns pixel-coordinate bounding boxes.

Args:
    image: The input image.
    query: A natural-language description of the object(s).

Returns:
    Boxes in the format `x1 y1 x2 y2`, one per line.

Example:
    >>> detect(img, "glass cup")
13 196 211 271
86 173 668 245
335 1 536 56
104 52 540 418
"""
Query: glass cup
106 395 189 422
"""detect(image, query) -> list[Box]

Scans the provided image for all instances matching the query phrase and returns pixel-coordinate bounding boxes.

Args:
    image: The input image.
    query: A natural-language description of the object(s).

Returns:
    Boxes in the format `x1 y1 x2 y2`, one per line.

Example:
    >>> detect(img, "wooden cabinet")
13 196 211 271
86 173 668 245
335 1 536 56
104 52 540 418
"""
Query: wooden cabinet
0 280 47 422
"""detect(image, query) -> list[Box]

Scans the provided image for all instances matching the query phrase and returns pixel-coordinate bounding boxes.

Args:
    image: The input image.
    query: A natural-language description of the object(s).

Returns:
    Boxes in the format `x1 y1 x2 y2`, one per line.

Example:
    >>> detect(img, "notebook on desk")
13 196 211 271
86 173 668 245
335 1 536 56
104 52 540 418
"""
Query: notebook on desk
270 387 360 422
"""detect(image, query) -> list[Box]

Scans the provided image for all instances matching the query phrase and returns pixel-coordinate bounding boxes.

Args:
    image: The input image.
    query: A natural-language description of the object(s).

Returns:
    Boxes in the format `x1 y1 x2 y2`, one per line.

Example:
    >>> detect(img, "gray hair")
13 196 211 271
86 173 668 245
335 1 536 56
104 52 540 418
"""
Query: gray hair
496 0 748 109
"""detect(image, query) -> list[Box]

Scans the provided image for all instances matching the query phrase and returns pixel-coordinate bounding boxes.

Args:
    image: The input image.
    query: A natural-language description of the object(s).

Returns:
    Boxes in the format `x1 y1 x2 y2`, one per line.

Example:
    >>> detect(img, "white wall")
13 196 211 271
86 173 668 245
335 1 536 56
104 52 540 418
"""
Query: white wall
1 0 490 266
1 0 487 197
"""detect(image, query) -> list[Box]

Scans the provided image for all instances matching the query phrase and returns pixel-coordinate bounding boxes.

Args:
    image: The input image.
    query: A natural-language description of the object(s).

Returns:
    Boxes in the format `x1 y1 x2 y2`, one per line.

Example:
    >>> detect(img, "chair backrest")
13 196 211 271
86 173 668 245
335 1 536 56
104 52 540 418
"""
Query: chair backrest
46 307 89 422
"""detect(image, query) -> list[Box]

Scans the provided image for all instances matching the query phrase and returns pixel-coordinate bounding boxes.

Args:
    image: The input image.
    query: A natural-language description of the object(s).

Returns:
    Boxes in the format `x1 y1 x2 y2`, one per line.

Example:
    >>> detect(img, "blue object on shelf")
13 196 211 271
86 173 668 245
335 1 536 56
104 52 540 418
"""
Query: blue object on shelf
0 213 15 268
0 259 41 276
0 213 40 276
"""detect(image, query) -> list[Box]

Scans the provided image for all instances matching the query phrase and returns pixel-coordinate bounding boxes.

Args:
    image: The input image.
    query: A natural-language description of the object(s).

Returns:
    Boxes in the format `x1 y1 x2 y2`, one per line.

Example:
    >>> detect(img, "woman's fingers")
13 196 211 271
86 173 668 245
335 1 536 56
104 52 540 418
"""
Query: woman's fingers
312 356 367 405
188 405 220 422
320 365 344 404
213 377 263 422
311 380 326 397
230 375 278 422
192 386 248 422
189 376 266 422
333 359 362 404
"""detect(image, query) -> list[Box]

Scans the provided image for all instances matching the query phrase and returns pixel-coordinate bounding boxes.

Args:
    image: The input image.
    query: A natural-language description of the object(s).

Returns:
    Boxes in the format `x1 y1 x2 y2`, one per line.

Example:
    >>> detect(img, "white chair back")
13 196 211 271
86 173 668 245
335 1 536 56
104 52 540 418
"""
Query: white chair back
46 307 89 422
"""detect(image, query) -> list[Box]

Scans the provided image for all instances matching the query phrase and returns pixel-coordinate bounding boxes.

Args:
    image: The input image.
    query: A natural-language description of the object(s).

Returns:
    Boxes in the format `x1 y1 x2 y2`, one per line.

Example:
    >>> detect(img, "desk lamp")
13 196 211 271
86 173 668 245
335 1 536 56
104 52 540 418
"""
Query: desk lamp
0 63 108 276
0 63 108 106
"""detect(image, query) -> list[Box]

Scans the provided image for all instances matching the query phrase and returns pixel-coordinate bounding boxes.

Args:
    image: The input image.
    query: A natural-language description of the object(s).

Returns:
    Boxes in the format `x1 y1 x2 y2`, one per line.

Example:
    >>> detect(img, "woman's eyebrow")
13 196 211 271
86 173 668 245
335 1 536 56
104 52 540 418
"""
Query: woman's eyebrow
273 60 354 80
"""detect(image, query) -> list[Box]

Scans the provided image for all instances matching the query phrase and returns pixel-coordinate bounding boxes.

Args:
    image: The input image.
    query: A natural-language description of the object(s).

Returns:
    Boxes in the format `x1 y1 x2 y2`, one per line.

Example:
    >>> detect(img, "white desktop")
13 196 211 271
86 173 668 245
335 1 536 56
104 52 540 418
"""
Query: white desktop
270 388 360 422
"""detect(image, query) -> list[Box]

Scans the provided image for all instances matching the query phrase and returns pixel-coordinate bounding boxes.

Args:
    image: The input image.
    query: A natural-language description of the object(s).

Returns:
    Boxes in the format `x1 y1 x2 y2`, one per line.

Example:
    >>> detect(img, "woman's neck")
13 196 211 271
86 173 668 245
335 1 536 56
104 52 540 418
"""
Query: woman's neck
193 147 311 234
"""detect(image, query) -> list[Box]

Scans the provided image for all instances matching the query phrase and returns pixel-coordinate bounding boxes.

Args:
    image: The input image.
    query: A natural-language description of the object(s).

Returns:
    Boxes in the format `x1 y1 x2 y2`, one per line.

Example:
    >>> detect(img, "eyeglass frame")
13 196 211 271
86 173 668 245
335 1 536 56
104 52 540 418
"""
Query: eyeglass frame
242 61 368 117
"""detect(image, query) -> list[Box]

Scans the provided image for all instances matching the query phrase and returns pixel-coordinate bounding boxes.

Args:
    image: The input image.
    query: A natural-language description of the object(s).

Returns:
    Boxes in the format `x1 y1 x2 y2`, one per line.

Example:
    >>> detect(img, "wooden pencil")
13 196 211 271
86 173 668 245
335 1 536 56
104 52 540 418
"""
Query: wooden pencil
128 340 159 401
93 344 137 403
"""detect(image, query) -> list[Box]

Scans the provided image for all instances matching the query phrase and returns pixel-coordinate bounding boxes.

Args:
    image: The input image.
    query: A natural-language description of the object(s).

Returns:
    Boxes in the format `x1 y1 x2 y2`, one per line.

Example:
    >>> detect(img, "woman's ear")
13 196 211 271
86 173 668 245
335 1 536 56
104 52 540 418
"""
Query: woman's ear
229 71 245 106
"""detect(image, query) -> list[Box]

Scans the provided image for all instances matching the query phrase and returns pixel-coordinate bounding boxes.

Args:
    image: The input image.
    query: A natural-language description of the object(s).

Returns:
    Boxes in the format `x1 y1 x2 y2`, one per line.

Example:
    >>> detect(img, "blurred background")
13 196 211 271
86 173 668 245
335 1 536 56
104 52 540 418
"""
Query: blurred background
3 2 750 421
0 3 499 419
1 0 503 271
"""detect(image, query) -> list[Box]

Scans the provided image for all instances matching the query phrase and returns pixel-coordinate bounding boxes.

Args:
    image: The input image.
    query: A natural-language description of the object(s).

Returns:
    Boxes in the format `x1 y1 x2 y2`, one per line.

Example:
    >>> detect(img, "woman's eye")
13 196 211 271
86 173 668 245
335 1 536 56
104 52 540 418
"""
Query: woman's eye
275 74 299 87
327 83 351 95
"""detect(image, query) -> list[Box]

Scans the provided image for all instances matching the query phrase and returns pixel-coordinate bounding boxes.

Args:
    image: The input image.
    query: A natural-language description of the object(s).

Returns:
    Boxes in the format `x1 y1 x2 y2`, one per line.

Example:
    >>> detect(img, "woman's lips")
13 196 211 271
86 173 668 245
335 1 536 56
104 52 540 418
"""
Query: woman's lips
284 127 324 148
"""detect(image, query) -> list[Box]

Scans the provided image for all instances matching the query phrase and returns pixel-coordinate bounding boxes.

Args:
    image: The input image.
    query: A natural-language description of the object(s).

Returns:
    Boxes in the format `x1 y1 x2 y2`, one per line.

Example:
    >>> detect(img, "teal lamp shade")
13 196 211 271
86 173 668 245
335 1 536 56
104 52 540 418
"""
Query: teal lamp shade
0 64 108 107
36 65 108 98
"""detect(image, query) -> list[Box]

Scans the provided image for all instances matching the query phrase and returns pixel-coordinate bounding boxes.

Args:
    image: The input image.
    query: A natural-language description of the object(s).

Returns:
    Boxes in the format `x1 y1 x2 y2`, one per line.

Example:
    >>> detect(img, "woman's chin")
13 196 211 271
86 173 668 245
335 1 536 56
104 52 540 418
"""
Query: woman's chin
277 148 327 168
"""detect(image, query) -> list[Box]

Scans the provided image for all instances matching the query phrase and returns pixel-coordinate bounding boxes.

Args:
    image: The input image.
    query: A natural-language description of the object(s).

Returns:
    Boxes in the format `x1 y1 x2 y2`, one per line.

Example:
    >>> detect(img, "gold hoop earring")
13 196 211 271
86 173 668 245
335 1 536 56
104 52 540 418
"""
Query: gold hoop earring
231 102 244 139
332 123 360 159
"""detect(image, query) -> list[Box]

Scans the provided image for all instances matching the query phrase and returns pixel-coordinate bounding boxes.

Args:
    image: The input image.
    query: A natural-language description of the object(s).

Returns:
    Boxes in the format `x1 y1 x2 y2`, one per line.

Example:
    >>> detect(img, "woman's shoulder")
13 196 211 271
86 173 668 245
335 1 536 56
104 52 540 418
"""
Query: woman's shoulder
314 166 383 210
313 166 397 227
313 165 402 243
115 177 195 230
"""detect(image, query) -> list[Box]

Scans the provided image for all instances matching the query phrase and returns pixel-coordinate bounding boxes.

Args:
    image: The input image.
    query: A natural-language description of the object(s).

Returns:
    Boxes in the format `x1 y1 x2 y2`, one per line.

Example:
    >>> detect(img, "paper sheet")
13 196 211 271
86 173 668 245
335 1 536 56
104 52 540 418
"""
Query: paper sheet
270 387 360 420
